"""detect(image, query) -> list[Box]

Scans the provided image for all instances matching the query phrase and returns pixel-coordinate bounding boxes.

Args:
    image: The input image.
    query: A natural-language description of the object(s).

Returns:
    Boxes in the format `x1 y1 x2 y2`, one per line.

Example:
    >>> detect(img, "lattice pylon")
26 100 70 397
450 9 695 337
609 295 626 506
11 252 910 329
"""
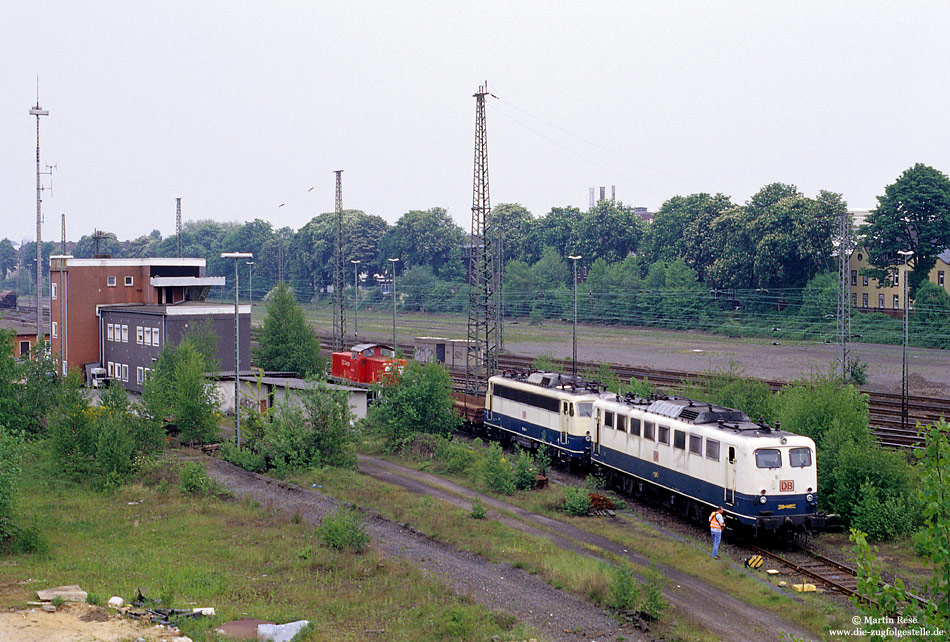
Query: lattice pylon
333 170 346 352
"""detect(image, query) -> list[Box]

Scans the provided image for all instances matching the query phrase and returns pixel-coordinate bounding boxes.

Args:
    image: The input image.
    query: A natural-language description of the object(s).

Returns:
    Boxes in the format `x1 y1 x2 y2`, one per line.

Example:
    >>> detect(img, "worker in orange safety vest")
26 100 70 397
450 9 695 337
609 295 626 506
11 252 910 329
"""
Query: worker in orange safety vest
709 506 724 560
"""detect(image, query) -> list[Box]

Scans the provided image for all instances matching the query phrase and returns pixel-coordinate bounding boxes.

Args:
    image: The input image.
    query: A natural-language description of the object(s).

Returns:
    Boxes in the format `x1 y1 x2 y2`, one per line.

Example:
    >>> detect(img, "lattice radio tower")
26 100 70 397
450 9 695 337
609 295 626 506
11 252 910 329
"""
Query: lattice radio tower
466 82 499 394
176 198 182 257
332 170 346 352
60 214 66 254
837 208 853 381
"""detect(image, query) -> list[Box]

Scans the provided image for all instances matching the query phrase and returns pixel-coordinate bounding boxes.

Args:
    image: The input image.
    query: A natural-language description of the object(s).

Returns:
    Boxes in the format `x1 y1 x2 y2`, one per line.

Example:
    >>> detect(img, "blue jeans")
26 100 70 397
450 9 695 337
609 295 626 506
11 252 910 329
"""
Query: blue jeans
711 529 722 557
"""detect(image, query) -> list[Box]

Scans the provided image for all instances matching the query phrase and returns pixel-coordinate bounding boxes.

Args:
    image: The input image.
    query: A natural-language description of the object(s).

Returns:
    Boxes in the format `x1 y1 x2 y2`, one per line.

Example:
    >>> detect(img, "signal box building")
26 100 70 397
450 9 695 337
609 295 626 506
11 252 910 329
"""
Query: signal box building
48 256 247 391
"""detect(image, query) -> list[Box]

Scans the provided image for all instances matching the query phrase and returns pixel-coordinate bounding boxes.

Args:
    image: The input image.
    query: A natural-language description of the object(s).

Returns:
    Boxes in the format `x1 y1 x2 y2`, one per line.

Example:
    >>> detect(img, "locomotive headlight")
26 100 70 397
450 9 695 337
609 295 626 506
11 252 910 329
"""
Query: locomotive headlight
758 495 768 504
806 493 814 503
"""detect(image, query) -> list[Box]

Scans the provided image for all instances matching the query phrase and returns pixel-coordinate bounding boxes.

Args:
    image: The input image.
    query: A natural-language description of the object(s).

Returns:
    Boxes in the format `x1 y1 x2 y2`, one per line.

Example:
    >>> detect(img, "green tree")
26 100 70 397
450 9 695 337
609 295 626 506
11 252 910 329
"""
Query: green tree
912 281 950 349
573 200 645 265
143 340 221 444
525 206 581 265
377 207 464 273
256 282 325 376
291 210 389 293
641 193 734 276
861 164 950 297
488 203 534 266
366 360 460 452
72 231 125 258
850 420 950 633
0 239 17 280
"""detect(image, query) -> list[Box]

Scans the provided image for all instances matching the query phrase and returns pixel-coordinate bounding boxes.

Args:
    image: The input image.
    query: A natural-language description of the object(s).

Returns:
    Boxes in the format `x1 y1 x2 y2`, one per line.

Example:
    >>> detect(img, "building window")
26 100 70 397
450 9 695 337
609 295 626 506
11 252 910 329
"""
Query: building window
940 271 946 287
851 270 857 286
862 293 868 308
852 293 857 307
125 276 134 287
107 276 116 287
879 294 885 309
51 282 57 299
19 341 30 357
62 361 67 376
136 367 144 385
121 364 128 382
107 362 114 377
107 324 114 341
153 328 160 346
144 367 150 382
894 294 900 309
52 322 58 338
137 326 144 344
894 271 899 286
122 325 129 343
862 274 869 286
144 327 152 344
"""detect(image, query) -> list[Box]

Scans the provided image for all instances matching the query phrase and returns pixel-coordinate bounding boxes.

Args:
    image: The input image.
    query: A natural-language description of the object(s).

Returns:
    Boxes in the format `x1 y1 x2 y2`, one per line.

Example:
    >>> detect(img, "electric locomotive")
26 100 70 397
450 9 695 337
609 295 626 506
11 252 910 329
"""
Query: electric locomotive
483 371 602 463
591 393 826 535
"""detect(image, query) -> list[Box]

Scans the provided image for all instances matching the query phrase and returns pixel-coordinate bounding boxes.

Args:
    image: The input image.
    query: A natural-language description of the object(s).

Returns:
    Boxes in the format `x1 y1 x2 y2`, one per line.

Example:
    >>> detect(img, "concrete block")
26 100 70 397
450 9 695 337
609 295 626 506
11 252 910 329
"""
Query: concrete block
108 596 125 608
36 585 88 602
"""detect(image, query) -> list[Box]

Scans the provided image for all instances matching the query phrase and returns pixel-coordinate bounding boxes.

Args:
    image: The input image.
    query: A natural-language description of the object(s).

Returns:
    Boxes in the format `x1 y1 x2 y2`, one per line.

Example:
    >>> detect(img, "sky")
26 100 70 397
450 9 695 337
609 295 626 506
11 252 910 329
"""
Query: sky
2 1 950 247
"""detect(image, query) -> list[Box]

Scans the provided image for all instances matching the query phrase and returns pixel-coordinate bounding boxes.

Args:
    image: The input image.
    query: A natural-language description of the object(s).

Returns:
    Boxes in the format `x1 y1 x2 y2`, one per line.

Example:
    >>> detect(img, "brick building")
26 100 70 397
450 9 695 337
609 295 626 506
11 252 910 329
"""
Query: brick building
48 257 247 389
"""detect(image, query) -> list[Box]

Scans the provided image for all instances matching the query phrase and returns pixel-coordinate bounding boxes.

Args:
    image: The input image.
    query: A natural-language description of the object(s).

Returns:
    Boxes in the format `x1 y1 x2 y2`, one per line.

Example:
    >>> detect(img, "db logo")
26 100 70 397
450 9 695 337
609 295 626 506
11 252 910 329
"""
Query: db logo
780 480 794 492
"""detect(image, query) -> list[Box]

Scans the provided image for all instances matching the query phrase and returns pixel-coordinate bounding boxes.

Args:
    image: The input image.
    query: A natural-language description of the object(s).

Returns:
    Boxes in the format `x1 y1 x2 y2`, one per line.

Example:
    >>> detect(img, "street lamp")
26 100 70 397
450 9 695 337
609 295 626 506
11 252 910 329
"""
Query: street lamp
388 258 399 354
351 259 361 341
221 251 253 448
568 255 582 378
898 250 913 432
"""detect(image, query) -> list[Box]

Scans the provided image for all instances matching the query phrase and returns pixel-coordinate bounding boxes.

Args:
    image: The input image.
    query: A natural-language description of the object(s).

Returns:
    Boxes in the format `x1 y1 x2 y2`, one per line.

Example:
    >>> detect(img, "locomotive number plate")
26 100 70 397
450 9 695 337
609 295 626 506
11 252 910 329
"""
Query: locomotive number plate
779 480 794 492
522 410 527 419
653 451 659 462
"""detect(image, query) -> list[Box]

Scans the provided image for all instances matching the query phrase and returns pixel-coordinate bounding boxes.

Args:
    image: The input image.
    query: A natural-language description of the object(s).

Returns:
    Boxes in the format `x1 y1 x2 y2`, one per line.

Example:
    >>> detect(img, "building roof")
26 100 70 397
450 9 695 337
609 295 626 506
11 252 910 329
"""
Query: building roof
99 301 250 316
0 318 38 336
149 276 225 287
240 375 365 393
50 256 207 268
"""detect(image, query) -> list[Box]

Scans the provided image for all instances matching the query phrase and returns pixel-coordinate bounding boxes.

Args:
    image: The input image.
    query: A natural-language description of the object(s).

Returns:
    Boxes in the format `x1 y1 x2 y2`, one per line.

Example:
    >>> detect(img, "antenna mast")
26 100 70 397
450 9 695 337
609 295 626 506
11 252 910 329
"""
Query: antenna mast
332 170 345 352
466 82 499 394
60 214 66 254
30 84 51 343
176 198 182 257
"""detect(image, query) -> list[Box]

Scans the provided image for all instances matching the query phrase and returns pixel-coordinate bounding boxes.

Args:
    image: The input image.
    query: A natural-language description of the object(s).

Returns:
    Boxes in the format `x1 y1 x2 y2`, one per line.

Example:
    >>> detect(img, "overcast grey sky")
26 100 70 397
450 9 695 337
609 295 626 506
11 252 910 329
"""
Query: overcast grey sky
3 2 949 247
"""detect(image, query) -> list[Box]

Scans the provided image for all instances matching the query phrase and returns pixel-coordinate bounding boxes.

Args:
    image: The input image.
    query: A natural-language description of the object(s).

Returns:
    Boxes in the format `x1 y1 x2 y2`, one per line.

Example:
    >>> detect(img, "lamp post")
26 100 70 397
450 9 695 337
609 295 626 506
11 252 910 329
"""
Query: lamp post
568 255 582 378
388 258 399 353
246 261 254 322
898 250 913 432
221 251 253 448
351 259 361 341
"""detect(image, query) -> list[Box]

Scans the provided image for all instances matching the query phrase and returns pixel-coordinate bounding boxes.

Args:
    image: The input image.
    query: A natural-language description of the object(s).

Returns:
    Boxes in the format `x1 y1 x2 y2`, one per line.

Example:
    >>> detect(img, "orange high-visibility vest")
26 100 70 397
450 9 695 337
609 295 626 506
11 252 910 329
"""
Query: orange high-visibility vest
709 511 724 531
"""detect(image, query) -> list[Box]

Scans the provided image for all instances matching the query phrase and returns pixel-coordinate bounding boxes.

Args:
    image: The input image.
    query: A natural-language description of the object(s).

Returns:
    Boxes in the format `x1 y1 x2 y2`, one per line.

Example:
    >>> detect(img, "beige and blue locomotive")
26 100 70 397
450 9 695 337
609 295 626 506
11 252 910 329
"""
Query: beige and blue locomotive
592 393 826 535
484 372 600 463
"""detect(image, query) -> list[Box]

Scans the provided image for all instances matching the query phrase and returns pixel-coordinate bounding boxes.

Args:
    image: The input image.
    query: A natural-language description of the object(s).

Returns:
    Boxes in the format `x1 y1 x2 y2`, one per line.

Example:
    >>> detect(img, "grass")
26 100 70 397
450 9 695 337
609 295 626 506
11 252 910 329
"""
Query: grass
0 443 536 642
340 439 865 640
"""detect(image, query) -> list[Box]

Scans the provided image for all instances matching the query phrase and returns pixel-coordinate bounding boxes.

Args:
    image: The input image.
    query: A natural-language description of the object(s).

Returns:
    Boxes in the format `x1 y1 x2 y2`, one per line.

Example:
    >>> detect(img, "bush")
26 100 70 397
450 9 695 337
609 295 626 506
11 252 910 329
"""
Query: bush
10 524 49 556
513 450 537 491
317 506 370 553
470 497 487 520
221 442 267 473
482 443 515 495
366 361 460 453
641 563 668 620
563 486 591 516
608 565 640 612
830 441 919 534
434 438 477 475
0 428 23 540
179 461 227 497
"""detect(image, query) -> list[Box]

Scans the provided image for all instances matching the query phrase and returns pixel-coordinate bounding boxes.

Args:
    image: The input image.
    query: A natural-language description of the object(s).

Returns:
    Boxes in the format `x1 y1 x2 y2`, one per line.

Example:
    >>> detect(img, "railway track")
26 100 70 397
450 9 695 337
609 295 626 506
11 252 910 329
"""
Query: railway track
747 545 860 598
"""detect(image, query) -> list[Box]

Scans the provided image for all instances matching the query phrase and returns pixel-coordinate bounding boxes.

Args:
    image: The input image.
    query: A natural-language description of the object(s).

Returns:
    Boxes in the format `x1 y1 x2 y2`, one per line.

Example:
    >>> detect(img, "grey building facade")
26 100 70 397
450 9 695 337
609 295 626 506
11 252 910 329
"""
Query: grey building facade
100 302 250 393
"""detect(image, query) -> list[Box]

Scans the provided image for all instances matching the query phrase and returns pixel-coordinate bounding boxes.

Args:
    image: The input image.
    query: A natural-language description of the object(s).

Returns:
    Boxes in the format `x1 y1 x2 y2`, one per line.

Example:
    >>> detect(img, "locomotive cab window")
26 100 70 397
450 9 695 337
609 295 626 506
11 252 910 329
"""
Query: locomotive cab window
755 448 782 469
658 425 670 445
689 434 702 455
789 447 812 467
569 403 574 417
644 421 655 441
617 414 627 433
604 411 614 428
577 402 592 417
629 417 641 436
728 446 735 464
706 439 720 461
673 430 686 450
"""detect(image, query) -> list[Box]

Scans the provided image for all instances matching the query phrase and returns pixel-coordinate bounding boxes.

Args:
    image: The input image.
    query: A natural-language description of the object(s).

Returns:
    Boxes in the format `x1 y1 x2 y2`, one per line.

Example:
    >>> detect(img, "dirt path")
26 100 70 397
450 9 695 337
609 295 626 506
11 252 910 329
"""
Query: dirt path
202 458 631 642
356 455 819 642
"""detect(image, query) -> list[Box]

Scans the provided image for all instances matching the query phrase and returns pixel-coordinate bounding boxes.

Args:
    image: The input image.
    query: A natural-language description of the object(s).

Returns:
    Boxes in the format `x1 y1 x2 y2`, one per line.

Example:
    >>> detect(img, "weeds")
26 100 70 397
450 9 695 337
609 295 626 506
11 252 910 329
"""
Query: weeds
470 497 487 520
317 506 370 553
179 461 228 497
